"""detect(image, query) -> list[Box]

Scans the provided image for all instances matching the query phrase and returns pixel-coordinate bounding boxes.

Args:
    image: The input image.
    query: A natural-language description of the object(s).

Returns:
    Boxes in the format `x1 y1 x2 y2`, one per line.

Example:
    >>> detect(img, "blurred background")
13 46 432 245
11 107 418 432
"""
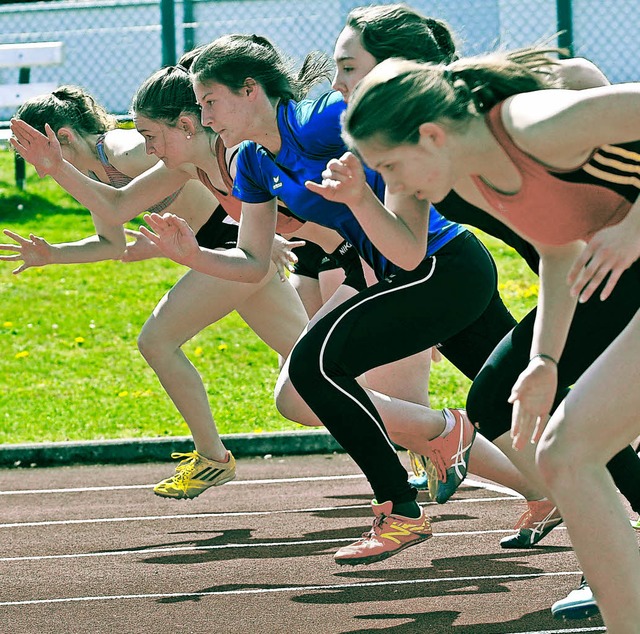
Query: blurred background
1 0 639 122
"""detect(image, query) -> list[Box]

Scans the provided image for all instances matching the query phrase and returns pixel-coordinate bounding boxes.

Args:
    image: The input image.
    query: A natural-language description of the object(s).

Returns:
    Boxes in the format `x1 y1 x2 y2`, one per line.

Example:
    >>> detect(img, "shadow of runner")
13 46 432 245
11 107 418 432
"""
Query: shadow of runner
293 549 570 605
344 607 603 634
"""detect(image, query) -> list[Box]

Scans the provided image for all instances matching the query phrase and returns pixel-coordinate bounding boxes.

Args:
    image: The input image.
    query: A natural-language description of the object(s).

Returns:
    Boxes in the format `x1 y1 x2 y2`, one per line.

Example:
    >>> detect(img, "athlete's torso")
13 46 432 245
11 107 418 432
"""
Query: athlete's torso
436 191 540 273
234 91 464 279
470 102 638 246
93 134 183 215
94 134 237 249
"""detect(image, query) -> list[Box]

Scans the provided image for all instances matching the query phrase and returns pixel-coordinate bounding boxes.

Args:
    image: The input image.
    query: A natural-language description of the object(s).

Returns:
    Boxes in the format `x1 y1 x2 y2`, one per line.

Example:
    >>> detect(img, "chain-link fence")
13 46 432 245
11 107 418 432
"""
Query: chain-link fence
1 0 639 121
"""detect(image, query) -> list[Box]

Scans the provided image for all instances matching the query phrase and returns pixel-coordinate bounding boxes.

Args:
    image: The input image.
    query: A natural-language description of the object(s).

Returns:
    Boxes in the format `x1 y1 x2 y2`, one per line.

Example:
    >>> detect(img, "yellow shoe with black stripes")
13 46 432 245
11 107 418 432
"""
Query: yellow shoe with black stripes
153 450 236 499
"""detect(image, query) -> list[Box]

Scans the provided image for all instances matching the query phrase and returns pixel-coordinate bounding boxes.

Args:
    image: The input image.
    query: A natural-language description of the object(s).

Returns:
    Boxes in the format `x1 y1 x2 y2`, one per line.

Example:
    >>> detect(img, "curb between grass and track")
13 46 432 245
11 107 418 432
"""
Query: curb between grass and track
0 430 344 469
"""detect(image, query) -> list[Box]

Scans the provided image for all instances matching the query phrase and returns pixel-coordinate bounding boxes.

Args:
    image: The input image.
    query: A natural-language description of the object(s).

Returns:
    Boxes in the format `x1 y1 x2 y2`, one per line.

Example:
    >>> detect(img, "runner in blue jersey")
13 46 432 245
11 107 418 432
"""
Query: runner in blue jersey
233 89 463 281
134 33 538 566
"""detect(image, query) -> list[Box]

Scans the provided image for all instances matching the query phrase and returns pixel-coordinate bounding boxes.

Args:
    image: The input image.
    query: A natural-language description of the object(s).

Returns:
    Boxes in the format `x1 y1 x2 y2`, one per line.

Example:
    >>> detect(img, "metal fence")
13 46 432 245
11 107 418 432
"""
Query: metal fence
1 0 639 121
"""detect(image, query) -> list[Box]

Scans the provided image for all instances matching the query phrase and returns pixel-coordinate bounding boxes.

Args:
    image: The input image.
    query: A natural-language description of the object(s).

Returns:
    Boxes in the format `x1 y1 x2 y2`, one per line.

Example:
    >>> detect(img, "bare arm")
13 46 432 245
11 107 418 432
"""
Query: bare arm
509 240 584 449
556 57 609 89
506 84 640 167
10 119 191 225
0 214 126 274
306 152 429 269
140 199 278 283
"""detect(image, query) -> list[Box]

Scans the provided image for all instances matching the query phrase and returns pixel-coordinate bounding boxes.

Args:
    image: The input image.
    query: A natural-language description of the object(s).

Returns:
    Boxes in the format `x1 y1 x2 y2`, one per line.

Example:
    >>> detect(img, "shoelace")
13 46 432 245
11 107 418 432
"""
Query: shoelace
514 507 534 530
168 452 199 486
361 513 387 539
170 451 198 468
408 451 427 477
514 502 559 530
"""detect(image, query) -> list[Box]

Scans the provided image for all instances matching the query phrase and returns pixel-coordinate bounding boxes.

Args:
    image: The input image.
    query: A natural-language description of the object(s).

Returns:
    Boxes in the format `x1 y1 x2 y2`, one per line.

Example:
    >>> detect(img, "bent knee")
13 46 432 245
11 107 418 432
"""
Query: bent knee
274 376 319 426
536 433 585 490
137 322 176 363
274 378 298 420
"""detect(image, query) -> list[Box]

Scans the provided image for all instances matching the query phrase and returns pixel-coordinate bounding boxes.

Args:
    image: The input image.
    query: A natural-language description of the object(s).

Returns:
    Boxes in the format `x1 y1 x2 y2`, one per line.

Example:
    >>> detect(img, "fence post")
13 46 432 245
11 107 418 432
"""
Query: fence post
183 0 195 54
15 66 30 189
556 0 574 58
160 0 176 67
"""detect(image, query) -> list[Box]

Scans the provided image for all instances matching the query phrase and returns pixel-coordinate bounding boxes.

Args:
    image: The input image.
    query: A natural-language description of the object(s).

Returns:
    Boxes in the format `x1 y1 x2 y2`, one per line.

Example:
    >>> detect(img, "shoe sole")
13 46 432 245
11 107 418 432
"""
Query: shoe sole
435 427 476 504
500 518 563 549
153 471 236 499
334 534 433 566
552 603 600 620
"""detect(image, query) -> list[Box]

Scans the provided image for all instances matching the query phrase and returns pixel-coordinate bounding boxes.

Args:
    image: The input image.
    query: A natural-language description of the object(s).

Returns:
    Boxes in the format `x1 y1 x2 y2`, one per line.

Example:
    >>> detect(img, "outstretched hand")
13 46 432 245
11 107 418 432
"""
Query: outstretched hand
9 119 63 178
568 221 640 302
271 234 305 281
305 152 368 207
122 228 161 262
508 359 558 450
139 212 200 266
0 229 53 274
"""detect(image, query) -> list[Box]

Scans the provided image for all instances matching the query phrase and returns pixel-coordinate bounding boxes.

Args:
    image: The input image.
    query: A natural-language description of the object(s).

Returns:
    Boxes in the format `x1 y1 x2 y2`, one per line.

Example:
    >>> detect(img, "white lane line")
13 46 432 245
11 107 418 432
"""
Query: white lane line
513 630 605 634
0 476 521 498
0 524 568 563
0 474 366 495
0 570 582 607
0 496 520 529
465 478 521 498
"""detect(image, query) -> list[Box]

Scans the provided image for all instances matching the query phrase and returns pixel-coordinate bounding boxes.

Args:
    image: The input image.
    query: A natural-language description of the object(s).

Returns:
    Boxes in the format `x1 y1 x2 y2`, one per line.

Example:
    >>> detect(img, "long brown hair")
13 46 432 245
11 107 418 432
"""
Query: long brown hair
191 34 332 103
344 47 562 147
15 85 116 136
132 47 204 125
346 3 458 65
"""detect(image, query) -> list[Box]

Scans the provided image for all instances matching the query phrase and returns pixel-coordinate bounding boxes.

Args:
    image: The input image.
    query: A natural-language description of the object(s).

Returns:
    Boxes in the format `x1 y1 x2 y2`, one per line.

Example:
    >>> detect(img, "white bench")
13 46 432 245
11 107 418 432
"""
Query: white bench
0 41 64 189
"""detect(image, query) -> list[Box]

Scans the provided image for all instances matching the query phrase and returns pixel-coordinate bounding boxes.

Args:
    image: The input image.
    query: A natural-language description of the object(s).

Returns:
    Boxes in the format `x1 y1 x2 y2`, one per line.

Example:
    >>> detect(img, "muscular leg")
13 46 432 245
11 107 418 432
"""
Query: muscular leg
468 267 640 514
275 285 538 499
138 264 306 461
281 235 539 501
536 311 640 633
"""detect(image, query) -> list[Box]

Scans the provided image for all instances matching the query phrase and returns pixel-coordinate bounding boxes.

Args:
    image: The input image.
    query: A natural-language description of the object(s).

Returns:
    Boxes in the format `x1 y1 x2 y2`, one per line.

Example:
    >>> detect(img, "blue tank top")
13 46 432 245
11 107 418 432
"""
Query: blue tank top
233 91 465 279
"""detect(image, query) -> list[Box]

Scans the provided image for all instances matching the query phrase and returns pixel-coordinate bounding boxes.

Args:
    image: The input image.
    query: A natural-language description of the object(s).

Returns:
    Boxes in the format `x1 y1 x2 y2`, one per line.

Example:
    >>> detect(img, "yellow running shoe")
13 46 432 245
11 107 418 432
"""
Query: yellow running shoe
407 451 438 501
154 450 236 499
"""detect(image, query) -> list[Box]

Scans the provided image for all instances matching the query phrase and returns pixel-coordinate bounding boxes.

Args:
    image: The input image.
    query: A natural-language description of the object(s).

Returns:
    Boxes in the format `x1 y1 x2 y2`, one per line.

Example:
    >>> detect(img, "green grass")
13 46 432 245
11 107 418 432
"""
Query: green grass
0 149 538 445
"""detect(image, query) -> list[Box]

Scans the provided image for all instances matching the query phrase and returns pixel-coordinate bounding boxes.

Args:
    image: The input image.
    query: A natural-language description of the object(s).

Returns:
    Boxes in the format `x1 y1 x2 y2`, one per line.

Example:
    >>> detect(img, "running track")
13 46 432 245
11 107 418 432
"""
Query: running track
2 452 632 634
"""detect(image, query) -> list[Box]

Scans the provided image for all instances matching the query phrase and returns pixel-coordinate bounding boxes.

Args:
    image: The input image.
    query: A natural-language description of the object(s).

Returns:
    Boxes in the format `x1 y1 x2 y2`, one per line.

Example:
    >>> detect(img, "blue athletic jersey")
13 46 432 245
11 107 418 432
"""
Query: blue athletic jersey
233 90 465 279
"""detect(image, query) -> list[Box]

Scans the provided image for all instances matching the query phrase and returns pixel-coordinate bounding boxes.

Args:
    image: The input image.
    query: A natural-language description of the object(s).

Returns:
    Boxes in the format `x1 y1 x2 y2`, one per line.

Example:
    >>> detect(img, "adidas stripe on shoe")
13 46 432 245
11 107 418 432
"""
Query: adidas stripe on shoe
153 450 236 499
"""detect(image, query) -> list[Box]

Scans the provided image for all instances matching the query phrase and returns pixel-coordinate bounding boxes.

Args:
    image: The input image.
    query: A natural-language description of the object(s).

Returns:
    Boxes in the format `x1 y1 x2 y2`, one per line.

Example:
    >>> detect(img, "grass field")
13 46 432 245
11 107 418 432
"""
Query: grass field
0 148 538 445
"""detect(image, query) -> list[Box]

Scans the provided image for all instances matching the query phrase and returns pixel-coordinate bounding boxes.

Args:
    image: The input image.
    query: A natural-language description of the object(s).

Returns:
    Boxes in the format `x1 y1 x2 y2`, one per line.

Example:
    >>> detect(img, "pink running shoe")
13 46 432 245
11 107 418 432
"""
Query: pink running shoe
500 499 563 548
334 500 433 566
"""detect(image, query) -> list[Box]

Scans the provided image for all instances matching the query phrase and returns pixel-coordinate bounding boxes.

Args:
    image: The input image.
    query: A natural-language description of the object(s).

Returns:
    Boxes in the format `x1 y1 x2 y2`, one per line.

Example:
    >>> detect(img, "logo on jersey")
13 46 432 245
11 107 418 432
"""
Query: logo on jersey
272 175 283 190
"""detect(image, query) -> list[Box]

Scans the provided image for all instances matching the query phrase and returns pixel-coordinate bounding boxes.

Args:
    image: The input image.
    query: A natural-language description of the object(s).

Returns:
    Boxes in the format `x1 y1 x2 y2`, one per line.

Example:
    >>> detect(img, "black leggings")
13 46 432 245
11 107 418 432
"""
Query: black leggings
468 259 640 513
288 232 501 505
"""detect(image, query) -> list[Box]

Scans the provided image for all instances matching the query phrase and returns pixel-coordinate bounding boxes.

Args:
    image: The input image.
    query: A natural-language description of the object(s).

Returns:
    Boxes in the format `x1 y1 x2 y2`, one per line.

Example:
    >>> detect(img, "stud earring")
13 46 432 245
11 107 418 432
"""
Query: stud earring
186 134 192 140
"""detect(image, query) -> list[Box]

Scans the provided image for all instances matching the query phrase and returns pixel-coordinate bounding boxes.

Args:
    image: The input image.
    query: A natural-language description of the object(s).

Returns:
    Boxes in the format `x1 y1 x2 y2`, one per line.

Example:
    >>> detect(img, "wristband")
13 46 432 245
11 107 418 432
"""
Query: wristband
530 353 558 367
